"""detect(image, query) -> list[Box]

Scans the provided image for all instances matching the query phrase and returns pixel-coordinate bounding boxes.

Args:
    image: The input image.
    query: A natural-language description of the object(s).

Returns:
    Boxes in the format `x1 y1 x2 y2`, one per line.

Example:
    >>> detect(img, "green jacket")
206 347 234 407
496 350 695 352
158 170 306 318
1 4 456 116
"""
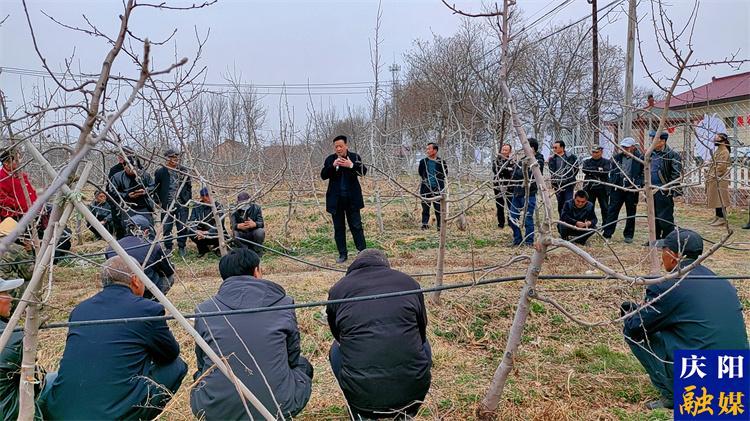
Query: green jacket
0 319 43 420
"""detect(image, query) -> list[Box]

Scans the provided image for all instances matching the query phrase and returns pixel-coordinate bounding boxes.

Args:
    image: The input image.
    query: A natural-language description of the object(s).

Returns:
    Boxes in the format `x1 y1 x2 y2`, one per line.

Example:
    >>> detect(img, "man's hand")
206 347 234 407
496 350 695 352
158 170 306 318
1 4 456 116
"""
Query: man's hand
128 188 145 198
341 156 354 168
575 221 586 228
197 230 206 240
238 220 256 230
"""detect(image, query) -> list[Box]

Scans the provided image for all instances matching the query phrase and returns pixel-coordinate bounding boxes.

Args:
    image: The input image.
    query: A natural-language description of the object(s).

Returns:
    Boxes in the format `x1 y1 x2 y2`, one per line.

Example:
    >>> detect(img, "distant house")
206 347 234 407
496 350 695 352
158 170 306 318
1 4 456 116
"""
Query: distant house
214 139 249 163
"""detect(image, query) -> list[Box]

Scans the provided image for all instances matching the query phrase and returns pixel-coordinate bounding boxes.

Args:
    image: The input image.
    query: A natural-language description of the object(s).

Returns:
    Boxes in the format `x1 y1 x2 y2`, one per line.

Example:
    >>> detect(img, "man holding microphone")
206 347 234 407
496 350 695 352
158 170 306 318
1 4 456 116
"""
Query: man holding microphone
321 135 368 263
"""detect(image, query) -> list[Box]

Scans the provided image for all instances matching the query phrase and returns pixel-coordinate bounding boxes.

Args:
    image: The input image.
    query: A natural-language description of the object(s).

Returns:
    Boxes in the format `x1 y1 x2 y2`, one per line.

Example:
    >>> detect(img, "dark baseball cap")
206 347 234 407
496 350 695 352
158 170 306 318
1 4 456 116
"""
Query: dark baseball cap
126 215 153 231
164 148 180 158
655 228 703 258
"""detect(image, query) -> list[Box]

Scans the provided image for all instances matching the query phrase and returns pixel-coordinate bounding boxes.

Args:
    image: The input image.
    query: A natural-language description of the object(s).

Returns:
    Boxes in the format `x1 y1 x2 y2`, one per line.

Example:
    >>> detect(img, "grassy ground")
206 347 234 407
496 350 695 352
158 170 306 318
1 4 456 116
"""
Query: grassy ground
37 189 750 420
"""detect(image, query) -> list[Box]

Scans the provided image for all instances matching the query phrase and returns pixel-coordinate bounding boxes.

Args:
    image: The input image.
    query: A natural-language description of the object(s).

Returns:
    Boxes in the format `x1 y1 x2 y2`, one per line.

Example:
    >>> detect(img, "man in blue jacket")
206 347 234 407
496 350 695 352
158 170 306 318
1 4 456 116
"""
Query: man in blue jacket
558 190 597 245
320 135 367 263
603 137 644 243
41 255 187 420
191 248 313 420
622 229 749 410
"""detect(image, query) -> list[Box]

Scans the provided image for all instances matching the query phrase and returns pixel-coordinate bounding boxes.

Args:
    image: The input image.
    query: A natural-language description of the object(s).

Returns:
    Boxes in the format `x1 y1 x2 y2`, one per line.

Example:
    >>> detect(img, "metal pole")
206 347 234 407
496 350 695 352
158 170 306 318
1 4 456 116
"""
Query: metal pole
623 0 637 138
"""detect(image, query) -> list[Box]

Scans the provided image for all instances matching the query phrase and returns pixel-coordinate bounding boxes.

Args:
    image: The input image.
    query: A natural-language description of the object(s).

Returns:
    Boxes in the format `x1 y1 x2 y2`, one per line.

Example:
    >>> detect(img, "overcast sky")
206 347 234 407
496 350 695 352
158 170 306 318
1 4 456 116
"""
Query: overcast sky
1 0 748 136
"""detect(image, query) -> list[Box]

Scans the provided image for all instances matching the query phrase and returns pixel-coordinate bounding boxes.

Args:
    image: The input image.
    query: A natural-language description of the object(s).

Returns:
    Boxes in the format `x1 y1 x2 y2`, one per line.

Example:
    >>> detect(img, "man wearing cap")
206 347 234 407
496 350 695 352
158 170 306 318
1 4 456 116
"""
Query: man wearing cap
621 229 749 410
104 215 174 297
558 190 598 245
603 137 644 243
231 192 266 255
581 145 611 224
42 255 187 420
110 154 156 230
0 217 33 289
0 148 37 220
154 149 192 257
188 188 225 257
648 131 682 240
321 135 367 263
548 140 579 218
0 277 47 419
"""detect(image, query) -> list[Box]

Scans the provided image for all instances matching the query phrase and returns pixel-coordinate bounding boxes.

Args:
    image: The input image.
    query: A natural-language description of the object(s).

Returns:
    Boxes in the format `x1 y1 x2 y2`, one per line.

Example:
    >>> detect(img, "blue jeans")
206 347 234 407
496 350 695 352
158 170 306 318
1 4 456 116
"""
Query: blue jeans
509 194 537 245
555 186 574 218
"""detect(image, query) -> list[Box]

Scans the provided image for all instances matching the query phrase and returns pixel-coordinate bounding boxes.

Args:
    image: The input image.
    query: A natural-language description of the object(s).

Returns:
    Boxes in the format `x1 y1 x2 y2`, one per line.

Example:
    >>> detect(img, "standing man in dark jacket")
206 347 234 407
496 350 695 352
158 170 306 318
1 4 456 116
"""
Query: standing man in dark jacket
327 249 431 419
581 145 611 223
231 191 265 255
621 229 749 410
111 154 156 230
154 149 192 256
648 131 682 240
107 148 132 239
105 215 174 297
89 190 114 239
417 142 447 230
191 248 313 420
42 255 187 420
603 137 644 243
508 138 545 246
321 135 367 263
548 140 579 218
188 188 225 257
558 190 597 245
492 144 514 229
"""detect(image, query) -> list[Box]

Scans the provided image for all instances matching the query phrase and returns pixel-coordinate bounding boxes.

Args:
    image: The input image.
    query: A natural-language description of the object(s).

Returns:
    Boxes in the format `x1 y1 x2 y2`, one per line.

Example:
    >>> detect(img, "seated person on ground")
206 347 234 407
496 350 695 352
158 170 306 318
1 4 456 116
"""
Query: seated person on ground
105 214 174 297
191 248 313 420
0 278 47 419
41 255 187 420
622 229 749 410
37 203 72 259
231 192 265 254
89 190 115 239
326 249 432 420
188 187 225 257
558 190 597 245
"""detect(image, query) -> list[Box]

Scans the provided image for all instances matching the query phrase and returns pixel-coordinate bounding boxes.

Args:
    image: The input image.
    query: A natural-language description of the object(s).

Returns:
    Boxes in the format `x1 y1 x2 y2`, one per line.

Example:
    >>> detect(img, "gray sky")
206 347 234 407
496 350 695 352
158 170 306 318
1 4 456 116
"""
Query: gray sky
1 0 748 137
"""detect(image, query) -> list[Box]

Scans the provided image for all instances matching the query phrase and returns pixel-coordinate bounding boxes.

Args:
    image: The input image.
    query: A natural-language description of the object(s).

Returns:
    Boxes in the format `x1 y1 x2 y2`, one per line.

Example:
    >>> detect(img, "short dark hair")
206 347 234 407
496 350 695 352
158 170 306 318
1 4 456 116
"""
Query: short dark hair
574 190 589 200
554 140 566 149
219 248 260 280
333 135 348 144
528 138 539 153
427 142 439 152
0 149 16 163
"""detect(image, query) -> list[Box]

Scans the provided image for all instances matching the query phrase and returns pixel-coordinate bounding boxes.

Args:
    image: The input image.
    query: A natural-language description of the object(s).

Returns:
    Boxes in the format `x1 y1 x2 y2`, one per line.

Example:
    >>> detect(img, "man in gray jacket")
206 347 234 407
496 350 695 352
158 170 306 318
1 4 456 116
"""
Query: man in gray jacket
191 248 313 420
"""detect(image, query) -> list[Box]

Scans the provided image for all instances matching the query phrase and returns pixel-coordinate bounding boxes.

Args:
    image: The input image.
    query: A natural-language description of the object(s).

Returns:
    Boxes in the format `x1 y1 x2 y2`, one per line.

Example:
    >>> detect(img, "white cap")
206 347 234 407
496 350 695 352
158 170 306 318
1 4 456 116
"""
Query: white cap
0 278 24 293
619 137 636 147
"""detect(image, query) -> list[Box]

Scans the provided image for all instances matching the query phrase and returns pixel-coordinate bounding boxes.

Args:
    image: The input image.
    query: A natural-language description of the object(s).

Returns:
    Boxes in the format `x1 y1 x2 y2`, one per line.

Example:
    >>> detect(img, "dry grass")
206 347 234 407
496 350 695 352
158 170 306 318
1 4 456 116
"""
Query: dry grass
37 189 750 420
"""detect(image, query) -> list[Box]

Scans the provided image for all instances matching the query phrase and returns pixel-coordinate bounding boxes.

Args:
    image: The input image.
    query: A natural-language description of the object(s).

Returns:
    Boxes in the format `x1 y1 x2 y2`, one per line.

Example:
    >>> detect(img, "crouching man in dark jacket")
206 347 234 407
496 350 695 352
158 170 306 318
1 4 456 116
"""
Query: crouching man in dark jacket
191 248 313 420
558 190 598 245
327 249 432 419
41 255 187 420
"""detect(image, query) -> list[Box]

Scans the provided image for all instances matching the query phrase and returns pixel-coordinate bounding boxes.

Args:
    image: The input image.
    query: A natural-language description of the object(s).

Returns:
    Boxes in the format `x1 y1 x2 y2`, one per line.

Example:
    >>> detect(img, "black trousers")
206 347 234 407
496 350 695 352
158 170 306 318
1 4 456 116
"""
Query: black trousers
161 205 188 250
332 197 366 257
235 228 266 255
603 190 638 239
584 187 609 224
654 191 675 239
557 225 595 245
420 192 442 227
493 188 508 228
191 236 219 254
555 186 574 218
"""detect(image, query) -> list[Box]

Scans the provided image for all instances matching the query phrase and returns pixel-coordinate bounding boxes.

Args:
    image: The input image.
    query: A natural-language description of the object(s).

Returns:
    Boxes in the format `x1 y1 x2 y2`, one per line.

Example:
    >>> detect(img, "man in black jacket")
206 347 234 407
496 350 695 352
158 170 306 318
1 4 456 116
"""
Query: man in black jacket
417 142 447 230
548 140 579 218
648 131 682 240
111 154 156 230
188 188 225 257
508 138 545 246
41 255 187 420
603 137 644 243
492 144 514 229
231 192 265 255
191 248 313 420
581 145 611 224
558 190 597 245
320 135 367 263
89 190 114 239
327 249 431 419
621 229 749 410
105 215 174 297
154 149 192 256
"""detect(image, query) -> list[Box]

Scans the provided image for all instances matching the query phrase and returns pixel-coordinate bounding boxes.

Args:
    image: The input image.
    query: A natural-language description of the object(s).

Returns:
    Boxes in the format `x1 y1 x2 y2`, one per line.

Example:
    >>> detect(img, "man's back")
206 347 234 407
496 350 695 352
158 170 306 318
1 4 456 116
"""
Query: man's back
326 254 431 412
43 285 180 419
105 236 173 294
191 276 311 419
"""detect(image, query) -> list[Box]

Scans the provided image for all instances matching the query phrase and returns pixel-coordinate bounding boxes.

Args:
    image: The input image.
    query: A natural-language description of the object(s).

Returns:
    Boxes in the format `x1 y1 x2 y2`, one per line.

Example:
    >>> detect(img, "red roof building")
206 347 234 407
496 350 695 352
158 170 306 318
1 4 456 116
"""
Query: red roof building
653 71 750 109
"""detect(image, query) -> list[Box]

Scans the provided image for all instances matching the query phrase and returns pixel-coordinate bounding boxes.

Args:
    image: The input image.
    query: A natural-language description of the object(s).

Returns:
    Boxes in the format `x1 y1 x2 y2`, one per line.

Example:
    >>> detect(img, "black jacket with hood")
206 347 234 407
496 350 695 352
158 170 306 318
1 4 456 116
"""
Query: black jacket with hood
326 253 431 413
191 276 312 420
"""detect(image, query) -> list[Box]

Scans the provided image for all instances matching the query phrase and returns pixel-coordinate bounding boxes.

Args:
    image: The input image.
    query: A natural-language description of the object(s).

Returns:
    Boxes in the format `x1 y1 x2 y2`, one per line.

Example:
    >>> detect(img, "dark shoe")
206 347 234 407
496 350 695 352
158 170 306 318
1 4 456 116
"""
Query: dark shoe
742 222 750 229
213 249 221 257
197 251 207 258
645 398 673 410
178 246 187 258
421 224 429 230
603 235 612 241
498 223 505 229
336 255 348 264
623 237 633 244
164 246 173 255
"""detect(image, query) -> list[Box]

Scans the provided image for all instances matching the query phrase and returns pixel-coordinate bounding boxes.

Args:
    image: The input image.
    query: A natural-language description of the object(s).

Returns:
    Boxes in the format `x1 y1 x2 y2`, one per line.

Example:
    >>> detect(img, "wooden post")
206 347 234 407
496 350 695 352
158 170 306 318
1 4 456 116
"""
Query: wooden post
430 194 448 305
